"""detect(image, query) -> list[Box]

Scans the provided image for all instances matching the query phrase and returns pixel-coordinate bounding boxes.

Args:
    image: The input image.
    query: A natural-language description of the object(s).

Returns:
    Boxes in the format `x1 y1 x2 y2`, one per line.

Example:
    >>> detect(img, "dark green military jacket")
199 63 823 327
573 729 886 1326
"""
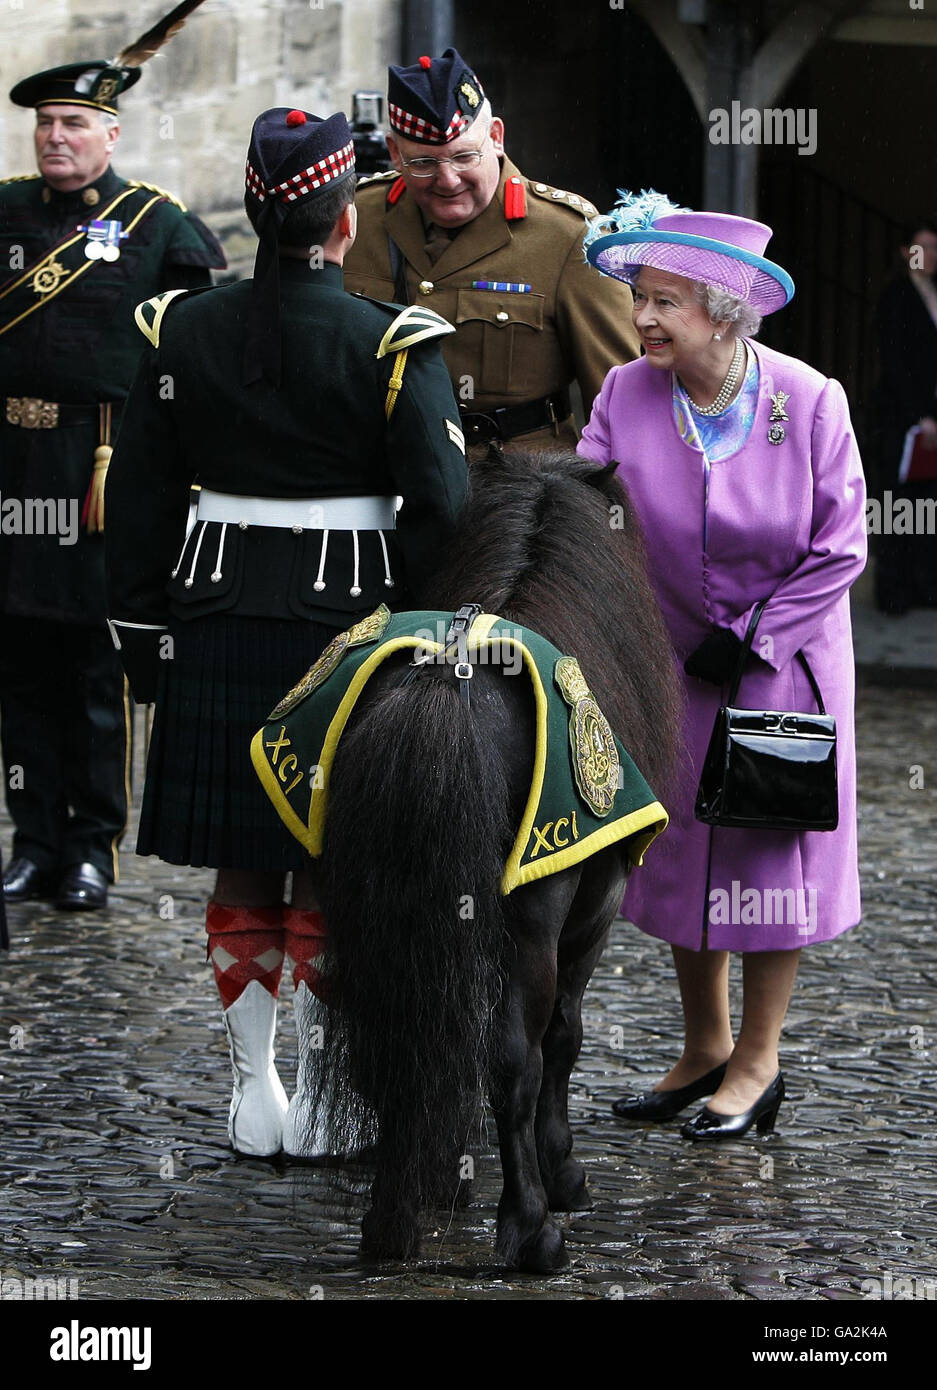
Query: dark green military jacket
105 260 469 692
0 165 225 623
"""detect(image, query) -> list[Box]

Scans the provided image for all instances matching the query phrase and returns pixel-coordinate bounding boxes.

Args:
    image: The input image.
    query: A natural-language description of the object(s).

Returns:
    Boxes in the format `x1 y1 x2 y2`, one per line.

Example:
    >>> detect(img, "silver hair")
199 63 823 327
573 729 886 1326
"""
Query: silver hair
99 111 119 131
694 281 762 338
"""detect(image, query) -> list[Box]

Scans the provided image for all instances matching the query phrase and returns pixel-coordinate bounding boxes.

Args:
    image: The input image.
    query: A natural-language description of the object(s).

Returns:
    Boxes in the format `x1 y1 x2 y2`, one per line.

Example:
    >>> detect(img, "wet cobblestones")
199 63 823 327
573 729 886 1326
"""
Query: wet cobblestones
1 681 936 1300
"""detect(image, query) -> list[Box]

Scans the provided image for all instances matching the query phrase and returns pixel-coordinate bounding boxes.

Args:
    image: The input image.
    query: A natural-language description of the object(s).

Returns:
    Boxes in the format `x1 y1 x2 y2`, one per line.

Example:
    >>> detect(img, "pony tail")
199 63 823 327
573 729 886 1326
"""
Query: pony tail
316 673 511 1259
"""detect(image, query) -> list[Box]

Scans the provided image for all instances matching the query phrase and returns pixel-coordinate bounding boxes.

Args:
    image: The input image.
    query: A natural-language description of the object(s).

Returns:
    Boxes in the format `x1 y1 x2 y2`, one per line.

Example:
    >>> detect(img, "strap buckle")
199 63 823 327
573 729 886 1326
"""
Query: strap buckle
6 396 59 429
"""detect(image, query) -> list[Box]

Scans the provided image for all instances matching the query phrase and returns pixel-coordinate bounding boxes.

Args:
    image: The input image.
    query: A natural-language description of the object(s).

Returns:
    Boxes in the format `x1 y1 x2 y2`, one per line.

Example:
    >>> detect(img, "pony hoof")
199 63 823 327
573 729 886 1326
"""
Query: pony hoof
360 1207 420 1262
517 1221 569 1274
547 1163 592 1212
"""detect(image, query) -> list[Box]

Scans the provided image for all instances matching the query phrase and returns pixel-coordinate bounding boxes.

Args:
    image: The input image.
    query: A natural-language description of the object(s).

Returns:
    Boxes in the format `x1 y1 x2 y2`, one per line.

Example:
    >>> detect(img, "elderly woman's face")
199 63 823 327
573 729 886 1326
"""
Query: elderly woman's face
632 268 719 373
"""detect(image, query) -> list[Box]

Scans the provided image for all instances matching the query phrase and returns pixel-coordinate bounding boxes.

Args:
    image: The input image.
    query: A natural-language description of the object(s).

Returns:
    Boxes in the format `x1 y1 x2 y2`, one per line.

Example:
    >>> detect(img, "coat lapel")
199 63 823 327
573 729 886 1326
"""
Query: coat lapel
383 158 518 281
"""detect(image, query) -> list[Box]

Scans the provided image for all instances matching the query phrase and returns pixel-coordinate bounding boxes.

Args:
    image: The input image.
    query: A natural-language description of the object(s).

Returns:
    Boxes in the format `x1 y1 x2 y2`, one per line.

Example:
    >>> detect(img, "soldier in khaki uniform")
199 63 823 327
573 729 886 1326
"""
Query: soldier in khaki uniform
344 48 640 450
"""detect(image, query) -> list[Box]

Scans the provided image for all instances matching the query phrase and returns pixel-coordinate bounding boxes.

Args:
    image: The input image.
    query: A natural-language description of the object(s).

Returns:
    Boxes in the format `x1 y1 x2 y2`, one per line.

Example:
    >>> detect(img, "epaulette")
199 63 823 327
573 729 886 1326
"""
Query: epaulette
375 303 455 359
357 169 397 189
133 289 189 348
126 179 188 212
529 182 598 219
0 174 41 185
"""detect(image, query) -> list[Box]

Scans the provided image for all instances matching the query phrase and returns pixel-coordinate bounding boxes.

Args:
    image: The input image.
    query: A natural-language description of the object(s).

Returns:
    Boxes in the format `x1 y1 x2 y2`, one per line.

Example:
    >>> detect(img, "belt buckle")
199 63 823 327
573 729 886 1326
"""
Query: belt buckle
6 396 58 429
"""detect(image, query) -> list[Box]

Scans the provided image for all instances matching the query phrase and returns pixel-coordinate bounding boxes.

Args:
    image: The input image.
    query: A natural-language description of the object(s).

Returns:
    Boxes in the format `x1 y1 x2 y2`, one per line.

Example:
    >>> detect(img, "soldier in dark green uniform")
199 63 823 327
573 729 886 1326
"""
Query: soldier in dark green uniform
105 108 467 1160
0 58 225 910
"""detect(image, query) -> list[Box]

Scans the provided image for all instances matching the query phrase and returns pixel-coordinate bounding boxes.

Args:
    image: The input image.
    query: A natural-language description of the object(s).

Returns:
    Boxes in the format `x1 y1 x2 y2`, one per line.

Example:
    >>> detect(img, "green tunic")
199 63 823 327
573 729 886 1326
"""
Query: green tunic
0 165 225 623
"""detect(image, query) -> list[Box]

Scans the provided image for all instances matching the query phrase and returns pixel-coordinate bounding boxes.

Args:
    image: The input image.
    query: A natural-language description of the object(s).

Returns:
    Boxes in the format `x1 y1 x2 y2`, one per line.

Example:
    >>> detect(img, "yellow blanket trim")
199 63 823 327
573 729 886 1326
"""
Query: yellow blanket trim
250 618 669 893
501 800 669 894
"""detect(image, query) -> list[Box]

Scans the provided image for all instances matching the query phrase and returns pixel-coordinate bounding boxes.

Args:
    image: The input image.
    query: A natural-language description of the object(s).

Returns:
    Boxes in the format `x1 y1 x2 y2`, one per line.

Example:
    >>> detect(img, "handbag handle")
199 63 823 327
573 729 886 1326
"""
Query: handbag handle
727 600 827 714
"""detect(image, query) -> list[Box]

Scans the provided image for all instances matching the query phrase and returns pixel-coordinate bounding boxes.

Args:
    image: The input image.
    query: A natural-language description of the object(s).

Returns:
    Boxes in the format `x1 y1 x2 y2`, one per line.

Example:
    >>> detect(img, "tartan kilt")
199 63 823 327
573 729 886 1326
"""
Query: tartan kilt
136 613 343 871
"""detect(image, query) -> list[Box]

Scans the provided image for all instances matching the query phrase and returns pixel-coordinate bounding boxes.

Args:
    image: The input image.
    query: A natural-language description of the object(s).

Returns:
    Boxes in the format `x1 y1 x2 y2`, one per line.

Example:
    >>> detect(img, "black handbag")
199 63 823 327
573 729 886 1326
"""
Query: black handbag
695 601 838 831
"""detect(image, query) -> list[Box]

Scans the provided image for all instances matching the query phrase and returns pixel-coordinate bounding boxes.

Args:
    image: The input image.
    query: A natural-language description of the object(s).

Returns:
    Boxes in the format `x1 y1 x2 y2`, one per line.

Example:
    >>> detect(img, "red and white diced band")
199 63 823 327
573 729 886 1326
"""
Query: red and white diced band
387 103 471 143
245 140 355 204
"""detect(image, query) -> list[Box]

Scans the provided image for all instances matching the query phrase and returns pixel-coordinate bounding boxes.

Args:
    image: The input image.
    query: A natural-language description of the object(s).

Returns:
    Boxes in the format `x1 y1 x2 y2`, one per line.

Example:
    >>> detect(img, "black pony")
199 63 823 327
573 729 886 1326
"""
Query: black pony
312 447 681 1273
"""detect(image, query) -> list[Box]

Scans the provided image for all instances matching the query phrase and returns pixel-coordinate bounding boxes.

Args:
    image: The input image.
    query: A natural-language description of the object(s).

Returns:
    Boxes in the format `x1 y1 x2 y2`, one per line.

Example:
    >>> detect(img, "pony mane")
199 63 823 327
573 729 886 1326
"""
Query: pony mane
426 448 682 796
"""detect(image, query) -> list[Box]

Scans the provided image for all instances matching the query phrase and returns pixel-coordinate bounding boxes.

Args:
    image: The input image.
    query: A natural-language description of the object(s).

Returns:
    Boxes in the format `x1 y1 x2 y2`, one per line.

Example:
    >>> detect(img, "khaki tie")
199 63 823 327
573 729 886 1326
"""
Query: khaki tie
423 223 456 265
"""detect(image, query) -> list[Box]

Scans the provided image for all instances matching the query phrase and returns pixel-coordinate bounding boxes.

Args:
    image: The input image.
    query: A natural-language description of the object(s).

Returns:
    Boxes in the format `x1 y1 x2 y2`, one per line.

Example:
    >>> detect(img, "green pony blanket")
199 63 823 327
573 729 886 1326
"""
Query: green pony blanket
251 605 668 895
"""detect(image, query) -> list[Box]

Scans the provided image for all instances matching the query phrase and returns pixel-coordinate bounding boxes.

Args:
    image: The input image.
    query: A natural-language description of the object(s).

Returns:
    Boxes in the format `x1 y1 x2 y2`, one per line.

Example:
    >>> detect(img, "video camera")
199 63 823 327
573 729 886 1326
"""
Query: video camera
350 92 393 177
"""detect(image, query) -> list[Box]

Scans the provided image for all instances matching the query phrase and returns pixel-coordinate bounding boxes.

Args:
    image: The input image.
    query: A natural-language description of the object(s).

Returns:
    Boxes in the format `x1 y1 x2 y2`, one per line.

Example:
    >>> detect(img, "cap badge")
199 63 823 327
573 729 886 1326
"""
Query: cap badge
459 80 480 109
93 74 121 103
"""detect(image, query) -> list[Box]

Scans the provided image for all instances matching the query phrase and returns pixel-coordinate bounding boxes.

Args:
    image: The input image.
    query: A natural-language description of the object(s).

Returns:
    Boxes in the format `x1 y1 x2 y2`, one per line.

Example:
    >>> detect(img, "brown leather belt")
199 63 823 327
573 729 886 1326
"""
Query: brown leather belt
5 397 99 429
459 388 571 444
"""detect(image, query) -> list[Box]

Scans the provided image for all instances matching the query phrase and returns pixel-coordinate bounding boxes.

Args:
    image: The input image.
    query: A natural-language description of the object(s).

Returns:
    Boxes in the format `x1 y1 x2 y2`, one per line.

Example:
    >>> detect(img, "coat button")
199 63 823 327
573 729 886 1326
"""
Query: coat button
418 280 434 295
238 520 248 530
292 524 302 534
496 310 509 322
313 580 326 592
534 182 547 193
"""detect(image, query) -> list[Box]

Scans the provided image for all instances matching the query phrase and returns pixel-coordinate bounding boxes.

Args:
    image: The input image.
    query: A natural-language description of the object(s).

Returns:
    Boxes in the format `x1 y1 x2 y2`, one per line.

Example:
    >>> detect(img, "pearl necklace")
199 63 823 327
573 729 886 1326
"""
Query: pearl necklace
682 337 745 416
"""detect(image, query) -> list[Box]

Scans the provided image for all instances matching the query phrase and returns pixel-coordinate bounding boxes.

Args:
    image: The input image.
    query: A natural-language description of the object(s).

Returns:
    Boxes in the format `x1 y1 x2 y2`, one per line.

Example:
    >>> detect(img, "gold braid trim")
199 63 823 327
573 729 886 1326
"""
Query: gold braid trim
126 179 187 211
384 348 409 421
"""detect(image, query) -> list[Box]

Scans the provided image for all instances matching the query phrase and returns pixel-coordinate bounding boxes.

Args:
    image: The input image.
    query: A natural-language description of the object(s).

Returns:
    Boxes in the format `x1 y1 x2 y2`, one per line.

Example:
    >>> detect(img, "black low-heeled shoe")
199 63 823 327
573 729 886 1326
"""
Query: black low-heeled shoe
611 1061 729 1121
680 1071 785 1141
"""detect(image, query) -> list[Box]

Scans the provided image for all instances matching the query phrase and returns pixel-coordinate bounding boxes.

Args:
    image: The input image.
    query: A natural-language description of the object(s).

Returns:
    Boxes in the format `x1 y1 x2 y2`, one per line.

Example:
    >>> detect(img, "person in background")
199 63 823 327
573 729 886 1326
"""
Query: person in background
0 56 224 911
872 220 937 615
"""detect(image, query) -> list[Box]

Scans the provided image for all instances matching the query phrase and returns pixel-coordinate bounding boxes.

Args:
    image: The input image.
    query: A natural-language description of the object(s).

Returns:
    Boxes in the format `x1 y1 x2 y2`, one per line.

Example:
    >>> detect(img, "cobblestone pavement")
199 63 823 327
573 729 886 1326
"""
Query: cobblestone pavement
1 680 935 1303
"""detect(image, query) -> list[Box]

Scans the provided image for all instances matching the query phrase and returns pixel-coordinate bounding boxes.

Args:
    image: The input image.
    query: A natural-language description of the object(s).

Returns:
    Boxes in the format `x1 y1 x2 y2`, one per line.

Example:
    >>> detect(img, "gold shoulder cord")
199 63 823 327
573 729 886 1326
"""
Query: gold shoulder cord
384 348 409 420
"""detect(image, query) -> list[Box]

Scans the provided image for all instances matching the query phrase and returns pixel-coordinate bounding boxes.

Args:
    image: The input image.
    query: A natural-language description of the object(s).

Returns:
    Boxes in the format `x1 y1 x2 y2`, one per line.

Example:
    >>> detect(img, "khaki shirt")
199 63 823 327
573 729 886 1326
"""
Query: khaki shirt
344 156 640 448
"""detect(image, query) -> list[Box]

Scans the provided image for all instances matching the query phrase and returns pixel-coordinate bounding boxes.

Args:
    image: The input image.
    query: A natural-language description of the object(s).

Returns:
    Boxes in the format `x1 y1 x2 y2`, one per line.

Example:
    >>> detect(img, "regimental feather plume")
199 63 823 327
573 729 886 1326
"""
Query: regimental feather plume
113 0 210 69
582 188 687 260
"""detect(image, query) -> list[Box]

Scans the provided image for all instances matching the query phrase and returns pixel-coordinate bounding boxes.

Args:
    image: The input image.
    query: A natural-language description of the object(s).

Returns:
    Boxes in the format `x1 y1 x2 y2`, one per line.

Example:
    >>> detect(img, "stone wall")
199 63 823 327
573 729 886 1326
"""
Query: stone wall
1 0 401 275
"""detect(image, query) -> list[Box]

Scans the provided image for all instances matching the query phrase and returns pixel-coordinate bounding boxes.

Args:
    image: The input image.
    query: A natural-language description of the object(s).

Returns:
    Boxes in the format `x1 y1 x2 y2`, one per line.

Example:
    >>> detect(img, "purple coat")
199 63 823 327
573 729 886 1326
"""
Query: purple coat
578 341 867 951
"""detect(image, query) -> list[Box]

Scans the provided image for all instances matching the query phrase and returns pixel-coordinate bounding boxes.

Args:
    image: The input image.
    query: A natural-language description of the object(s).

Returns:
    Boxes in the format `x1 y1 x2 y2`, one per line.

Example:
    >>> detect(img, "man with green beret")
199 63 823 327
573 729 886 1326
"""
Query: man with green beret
344 47 640 451
0 58 226 911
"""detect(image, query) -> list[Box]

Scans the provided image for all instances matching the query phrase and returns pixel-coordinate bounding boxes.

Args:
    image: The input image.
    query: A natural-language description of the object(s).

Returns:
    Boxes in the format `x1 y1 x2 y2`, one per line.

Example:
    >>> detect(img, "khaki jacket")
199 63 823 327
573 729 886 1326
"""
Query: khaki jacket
344 156 640 447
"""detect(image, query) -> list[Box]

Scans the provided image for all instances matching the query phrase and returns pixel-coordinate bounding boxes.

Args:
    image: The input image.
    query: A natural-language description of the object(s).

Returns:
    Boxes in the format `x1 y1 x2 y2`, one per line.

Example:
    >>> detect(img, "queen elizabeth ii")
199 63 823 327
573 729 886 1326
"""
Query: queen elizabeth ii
578 192 867 1140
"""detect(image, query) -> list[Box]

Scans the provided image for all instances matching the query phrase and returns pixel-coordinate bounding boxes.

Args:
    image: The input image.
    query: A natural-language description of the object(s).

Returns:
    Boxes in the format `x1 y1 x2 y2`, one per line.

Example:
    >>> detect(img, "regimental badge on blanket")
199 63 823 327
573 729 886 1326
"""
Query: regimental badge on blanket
554 656 621 818
252 607 669 895
268 604 392 719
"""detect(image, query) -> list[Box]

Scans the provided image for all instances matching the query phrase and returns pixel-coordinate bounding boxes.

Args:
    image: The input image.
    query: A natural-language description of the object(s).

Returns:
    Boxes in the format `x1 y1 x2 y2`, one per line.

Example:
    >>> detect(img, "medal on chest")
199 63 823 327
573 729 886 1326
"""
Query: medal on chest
79 218 127 263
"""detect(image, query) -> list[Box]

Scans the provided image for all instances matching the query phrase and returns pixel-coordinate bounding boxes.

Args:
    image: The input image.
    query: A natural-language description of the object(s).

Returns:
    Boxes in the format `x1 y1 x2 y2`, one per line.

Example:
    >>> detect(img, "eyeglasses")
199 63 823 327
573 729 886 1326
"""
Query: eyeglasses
399 137 490 179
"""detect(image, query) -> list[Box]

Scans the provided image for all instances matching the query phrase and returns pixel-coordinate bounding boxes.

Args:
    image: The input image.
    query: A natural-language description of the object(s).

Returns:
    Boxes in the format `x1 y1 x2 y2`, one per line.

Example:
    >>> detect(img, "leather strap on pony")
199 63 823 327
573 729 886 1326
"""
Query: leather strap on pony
406 602 482 708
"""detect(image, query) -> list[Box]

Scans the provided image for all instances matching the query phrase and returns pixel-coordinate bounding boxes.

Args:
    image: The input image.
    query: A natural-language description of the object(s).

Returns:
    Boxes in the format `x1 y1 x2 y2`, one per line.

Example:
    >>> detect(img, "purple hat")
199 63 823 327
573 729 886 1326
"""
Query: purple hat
585 190 794 316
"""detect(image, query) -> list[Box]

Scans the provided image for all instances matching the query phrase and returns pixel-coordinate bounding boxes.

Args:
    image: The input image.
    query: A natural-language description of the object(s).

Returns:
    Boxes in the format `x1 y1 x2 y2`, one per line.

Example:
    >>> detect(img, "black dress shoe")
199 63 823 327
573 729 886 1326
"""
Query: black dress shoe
681 1071 785 1141
56 862 109 911
3 856 55 901
611 1061 729 1121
